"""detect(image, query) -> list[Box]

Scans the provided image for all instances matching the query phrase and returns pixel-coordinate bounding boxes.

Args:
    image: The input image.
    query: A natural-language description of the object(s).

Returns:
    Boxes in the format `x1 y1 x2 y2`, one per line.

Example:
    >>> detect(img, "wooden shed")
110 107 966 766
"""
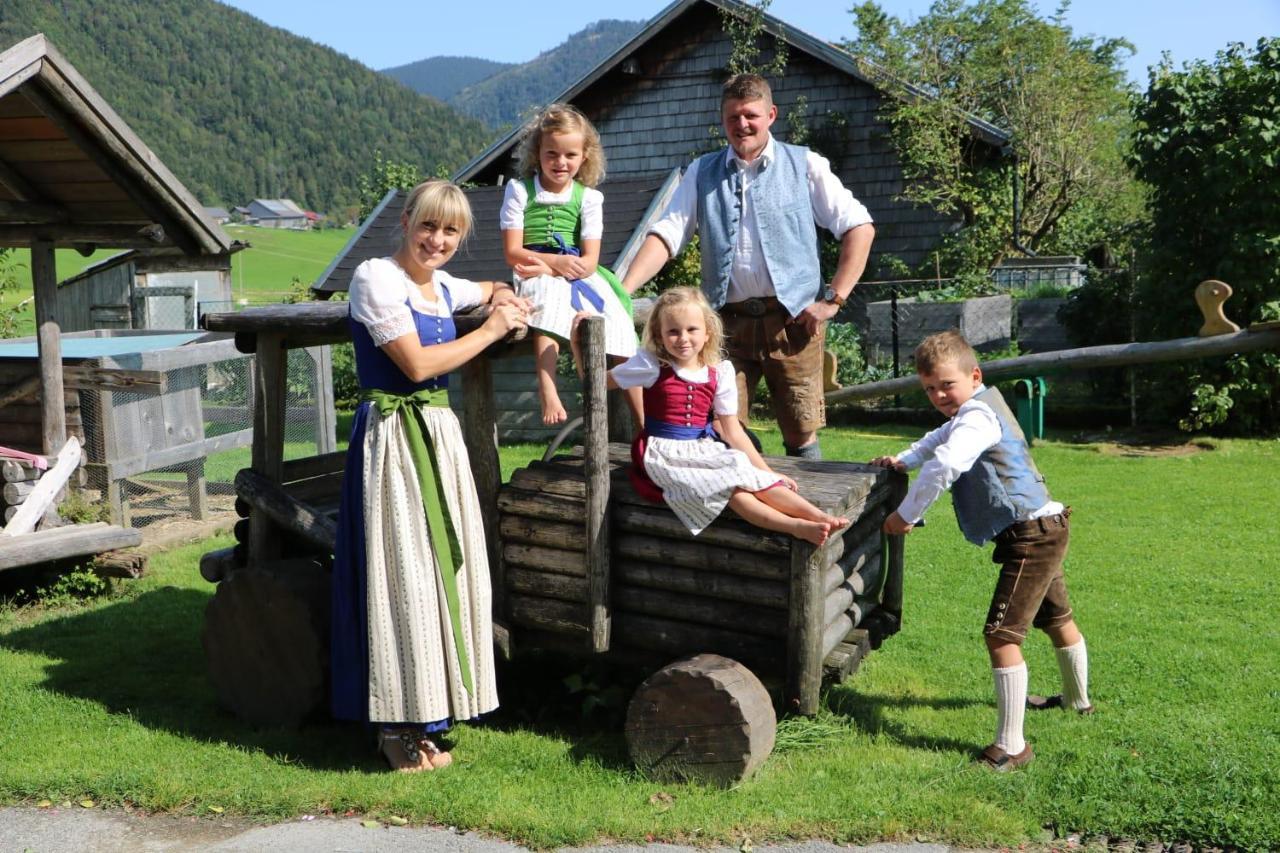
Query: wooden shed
456 0 1010 275
0 32 233 565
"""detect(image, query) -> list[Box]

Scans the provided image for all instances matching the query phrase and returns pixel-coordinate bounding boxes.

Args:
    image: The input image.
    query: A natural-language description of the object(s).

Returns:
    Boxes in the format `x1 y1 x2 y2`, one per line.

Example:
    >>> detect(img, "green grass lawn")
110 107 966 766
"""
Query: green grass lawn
0 426 1276 849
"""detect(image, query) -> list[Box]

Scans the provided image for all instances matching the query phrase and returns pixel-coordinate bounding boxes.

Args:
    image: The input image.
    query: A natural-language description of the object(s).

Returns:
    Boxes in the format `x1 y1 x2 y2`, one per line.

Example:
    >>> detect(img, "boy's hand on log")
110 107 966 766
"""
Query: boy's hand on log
869 455 906 472
882 511 914 536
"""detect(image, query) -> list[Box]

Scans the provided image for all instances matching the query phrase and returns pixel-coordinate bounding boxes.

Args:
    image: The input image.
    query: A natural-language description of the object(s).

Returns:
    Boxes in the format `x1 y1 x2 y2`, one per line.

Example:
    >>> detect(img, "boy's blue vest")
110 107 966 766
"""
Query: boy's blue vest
952 386 1052 545
695 141 821 317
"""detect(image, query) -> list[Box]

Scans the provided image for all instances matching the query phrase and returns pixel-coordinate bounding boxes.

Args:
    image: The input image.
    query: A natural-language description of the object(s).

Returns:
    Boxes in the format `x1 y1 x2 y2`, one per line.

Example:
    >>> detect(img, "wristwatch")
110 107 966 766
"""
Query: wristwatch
822 286 846 307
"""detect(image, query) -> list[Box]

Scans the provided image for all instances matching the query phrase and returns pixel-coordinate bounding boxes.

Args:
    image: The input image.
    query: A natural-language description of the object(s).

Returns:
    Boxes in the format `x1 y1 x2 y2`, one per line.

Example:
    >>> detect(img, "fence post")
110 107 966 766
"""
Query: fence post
890 284 901 408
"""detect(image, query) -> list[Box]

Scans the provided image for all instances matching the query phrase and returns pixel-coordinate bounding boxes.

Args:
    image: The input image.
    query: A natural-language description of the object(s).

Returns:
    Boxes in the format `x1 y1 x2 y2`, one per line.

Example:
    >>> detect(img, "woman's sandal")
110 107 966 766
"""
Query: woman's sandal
378 728 451 772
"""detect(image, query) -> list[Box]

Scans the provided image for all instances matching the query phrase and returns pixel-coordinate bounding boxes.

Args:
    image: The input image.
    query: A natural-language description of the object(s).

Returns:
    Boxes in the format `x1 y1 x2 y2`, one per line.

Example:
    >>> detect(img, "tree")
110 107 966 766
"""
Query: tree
1129 38 1280 432
844 0 1142 275
355 152 422 224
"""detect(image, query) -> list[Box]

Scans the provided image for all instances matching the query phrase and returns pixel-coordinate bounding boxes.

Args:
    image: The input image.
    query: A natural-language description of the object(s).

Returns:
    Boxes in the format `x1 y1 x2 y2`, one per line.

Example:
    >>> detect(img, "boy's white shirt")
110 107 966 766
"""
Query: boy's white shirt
895 385 1063 525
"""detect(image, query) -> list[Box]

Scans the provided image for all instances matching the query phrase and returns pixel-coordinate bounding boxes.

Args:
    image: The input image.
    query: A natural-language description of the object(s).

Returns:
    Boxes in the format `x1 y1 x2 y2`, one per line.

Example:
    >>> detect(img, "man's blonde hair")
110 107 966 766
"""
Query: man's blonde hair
643 287 724 367
515 103 606 188
721 73 773 107
401 179 472 243
914 329 979 374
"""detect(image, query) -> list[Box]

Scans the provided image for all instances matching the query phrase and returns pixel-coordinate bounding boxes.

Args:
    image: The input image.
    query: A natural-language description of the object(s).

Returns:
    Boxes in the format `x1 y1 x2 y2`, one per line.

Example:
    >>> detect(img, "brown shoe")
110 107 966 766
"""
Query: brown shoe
1027 694 1095 715
978 743 1034 771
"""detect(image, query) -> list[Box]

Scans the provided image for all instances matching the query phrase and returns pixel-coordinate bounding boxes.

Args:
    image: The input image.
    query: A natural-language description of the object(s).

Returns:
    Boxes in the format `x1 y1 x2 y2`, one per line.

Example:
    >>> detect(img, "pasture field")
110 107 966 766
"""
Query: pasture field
0 225 357 337
0 425 1276 850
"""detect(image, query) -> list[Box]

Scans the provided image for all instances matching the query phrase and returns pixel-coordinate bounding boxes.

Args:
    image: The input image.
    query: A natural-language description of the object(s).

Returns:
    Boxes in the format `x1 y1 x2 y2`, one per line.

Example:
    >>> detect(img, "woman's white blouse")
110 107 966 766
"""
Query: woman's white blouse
348 258 484 347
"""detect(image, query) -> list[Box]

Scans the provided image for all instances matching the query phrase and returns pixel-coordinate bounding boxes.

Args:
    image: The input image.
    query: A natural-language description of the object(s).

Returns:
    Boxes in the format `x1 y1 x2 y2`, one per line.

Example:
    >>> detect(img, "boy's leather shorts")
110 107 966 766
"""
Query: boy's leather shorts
721 297 826 436
983 508 1074 644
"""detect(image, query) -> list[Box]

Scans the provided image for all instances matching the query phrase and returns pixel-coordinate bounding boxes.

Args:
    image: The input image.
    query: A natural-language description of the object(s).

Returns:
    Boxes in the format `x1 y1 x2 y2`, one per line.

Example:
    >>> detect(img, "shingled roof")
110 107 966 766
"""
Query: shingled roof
312 172 678 297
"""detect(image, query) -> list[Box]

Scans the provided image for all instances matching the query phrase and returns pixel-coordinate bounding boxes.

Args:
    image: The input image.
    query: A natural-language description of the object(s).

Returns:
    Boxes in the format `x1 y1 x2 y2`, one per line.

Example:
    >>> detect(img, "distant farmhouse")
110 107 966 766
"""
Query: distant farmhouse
203 206 231 224
244 198 310 229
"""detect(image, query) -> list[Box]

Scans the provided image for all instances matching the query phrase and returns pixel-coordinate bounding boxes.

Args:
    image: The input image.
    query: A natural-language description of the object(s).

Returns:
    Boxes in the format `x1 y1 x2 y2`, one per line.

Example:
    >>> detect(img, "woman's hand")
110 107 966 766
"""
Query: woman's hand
483 298 529 339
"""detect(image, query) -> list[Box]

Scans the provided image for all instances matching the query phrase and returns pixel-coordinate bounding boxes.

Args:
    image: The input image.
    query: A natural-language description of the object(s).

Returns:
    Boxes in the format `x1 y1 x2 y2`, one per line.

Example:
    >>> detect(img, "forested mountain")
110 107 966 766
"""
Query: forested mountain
400 20 643 130
0 0 492 215
380 56 513 103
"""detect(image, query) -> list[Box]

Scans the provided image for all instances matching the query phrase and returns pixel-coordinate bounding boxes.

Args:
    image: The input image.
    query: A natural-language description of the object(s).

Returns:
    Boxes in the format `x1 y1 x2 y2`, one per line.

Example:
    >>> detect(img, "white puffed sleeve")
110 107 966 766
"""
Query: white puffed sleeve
499 179 529 232
349 258 414 347
712 361 739 415
610 349 661 389
579 187 604 241
435 270 485 312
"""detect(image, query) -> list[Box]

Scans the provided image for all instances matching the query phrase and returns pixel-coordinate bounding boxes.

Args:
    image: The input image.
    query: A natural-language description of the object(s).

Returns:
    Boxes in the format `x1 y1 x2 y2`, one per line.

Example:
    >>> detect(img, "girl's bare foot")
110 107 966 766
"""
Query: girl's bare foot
792 518 830 547
417 737 452 769
539 386 567 425
823 514 850 531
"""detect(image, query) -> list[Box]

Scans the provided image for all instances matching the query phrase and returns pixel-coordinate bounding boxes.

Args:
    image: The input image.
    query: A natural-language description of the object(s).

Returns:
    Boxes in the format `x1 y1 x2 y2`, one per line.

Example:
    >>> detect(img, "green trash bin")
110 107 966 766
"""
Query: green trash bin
1011 376 1047 444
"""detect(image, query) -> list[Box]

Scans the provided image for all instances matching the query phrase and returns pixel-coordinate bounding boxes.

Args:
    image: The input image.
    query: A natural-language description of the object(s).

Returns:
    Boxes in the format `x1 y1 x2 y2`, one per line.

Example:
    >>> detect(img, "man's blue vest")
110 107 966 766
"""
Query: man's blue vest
694 141 821 317
951 386 1053 545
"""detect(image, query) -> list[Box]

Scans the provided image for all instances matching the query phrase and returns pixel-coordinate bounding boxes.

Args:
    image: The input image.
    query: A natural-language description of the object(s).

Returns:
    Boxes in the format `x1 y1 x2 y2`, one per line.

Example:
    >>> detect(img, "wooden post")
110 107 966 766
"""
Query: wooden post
785 537 825 716
881 471 908 625
581 316 611 653
31 241 66 456
461 356 503 618
249 333 286 562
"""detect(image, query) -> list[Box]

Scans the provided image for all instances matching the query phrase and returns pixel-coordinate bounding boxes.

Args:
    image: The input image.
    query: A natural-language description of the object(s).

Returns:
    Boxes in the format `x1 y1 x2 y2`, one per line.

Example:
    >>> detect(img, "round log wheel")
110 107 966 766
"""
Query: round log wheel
624 653 776 787
201 559 330 728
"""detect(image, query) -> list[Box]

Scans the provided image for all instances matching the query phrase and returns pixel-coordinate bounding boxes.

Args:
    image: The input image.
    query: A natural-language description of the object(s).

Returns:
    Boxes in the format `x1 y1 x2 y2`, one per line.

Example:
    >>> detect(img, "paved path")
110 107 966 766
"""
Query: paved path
0 807 971 853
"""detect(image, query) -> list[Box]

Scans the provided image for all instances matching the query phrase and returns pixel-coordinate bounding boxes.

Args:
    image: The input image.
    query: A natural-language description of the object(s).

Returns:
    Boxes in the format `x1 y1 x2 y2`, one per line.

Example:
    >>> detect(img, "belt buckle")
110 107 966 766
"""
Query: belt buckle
744 298 766 317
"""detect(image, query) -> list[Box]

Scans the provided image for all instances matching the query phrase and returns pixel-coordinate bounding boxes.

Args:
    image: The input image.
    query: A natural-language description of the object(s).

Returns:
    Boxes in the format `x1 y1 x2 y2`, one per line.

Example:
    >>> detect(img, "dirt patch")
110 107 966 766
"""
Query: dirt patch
1073 431 1216 458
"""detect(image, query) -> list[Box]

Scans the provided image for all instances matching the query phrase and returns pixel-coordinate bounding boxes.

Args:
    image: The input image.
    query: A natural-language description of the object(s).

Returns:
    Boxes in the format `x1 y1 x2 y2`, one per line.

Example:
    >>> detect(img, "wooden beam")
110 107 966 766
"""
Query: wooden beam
0 198 69 223
29 241 65 454
0 223 171 248
581 316 611 654
234 467 336 552
827 328 1280 404
0 521 142 572
0 153 43 201
0 436 79 537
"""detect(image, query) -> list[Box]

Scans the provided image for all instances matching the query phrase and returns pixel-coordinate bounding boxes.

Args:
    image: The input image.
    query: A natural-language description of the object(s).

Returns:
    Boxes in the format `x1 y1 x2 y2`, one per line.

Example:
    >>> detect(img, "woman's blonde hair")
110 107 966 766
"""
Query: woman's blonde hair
643 287 724 367
515 103 606 188
400 179 473 244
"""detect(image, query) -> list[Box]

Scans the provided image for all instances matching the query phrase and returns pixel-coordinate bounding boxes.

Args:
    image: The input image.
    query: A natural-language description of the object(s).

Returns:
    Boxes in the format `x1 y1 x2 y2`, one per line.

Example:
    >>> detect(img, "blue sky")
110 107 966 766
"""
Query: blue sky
218 0 1278 87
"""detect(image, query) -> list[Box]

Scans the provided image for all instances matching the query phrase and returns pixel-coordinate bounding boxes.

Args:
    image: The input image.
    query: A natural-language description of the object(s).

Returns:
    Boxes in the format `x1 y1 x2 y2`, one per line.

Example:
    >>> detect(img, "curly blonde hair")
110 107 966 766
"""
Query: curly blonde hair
515 103 606 188
643 287 724 367
914 329 979 374
400 179 472 243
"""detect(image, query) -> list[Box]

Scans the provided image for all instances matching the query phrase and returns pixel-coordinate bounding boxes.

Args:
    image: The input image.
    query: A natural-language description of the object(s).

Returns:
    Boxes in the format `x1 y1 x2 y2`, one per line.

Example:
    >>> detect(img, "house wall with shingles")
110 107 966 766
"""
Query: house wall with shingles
474 3 962 274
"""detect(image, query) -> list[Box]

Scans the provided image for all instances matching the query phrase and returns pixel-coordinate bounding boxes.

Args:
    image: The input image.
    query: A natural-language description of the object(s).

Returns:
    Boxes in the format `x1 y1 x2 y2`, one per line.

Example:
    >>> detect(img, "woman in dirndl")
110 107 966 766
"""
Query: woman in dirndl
330 179 530 771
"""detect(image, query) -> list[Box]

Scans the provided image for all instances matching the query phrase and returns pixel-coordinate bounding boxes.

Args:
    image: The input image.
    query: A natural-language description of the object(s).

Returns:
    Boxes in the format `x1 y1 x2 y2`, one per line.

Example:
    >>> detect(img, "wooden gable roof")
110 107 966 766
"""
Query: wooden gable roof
312 172 678 297
0 33 230 255
457 0 1009 185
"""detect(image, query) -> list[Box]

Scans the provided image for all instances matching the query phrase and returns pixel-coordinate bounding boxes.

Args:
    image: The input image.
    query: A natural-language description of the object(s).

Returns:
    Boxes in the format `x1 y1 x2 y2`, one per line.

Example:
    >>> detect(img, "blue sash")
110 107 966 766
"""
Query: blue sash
644 416 718 441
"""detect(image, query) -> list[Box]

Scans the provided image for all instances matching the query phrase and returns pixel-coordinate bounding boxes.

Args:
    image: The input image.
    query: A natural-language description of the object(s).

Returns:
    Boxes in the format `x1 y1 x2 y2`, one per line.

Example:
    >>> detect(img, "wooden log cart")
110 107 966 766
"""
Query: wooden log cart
199 302 907 787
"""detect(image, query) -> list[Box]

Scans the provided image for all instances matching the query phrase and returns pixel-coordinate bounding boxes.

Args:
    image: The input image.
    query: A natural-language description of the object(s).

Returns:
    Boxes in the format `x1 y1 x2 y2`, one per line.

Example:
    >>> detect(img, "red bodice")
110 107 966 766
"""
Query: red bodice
642 364 718 428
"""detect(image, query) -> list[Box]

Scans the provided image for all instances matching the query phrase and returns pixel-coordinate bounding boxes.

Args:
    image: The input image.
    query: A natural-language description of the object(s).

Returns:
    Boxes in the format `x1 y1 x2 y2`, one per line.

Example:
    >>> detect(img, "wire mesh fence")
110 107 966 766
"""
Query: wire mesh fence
73 342 335 531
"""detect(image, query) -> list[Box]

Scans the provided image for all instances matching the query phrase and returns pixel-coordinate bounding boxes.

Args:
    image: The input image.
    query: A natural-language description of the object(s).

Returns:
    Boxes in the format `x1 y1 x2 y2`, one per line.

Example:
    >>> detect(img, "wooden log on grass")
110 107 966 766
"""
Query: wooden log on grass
0 522 141 571
201 560 330 728
625 653 776 788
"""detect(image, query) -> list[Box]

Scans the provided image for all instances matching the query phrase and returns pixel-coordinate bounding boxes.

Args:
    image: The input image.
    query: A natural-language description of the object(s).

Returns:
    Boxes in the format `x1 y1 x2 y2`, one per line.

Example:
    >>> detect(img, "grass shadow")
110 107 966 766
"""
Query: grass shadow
823 680 985 755
0 585 374 773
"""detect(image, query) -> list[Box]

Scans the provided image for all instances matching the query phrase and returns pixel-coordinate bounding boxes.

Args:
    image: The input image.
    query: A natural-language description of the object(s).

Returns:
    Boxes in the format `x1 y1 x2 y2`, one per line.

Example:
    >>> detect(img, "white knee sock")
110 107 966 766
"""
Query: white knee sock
993 662 1028 754
1055 637 1091 711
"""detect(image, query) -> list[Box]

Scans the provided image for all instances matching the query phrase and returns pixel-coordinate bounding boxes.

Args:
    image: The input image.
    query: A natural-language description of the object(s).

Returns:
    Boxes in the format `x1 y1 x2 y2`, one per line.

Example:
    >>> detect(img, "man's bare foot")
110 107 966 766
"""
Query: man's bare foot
792 518 830 547
539 384 567 425
378 728 433 773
